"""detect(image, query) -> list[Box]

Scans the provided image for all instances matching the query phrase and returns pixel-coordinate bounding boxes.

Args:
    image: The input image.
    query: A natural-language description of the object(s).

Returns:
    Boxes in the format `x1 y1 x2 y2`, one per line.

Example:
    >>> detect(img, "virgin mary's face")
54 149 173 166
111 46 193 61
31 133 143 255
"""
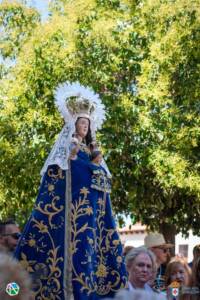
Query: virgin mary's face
76 118 89 139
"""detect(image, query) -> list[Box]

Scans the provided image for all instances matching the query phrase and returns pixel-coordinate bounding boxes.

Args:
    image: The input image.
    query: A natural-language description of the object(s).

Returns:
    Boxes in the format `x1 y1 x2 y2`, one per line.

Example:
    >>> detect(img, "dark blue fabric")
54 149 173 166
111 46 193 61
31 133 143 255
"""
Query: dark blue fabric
15 164 67 299
15 148 127 299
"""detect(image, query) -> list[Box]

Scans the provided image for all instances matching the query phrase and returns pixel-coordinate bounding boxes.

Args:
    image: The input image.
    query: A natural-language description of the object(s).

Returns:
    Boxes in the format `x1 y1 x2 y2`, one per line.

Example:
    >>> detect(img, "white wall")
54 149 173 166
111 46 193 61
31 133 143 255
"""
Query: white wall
120 232 146 248
175 230 200 262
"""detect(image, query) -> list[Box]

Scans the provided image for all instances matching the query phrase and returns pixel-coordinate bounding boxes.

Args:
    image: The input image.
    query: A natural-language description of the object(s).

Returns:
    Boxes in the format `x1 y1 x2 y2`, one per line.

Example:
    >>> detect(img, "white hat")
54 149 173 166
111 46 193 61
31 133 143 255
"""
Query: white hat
144 232 174 249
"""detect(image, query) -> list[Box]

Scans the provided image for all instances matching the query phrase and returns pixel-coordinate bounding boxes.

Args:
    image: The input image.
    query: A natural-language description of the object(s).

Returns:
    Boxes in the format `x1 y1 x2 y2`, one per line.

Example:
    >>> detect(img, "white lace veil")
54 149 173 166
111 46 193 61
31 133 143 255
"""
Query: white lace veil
40 82 111 178
40 123 75 176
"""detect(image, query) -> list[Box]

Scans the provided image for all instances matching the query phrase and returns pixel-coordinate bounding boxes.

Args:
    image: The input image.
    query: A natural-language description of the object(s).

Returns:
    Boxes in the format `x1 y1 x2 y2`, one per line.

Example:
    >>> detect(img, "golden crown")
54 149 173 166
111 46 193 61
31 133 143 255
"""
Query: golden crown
67 96 95 116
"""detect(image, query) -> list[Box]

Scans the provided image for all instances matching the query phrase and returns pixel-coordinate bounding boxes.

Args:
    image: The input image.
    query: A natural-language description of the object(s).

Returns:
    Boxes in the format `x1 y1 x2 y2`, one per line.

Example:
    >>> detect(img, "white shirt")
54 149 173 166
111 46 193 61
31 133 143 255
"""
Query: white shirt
128 281 153 292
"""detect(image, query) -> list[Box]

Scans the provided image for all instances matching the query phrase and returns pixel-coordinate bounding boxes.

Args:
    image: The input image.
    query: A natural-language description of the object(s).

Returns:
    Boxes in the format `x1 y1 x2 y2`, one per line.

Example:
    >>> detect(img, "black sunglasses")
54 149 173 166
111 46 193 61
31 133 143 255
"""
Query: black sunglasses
155 247 170 253
2 232 21 239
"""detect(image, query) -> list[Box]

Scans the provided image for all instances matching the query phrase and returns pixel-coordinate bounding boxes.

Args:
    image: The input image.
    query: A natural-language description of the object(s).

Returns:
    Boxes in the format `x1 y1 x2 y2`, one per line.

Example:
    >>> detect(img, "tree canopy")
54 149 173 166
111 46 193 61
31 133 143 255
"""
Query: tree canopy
0 0 200 239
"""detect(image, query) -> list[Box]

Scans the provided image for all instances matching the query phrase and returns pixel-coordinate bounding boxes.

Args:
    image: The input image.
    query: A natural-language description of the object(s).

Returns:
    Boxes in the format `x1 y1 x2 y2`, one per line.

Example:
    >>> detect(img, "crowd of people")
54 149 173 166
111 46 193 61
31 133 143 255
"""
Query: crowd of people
0 219 199 299
120 233 200 300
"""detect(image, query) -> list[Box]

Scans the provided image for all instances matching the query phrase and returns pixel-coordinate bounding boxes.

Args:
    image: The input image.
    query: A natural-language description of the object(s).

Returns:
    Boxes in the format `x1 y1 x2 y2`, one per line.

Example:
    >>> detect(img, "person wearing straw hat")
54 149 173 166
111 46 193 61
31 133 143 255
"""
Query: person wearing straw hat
144 232 174 293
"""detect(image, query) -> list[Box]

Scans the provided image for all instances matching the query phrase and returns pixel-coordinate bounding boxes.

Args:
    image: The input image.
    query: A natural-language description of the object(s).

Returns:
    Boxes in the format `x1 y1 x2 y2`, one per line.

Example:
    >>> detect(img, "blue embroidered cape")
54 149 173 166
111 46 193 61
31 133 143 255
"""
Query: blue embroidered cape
15 144 127 299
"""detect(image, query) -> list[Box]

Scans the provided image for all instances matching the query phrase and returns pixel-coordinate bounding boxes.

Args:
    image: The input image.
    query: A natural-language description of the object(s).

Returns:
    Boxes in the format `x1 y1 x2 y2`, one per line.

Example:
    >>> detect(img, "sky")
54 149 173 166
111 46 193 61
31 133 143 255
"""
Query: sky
0 0 50 20
28 0 50 21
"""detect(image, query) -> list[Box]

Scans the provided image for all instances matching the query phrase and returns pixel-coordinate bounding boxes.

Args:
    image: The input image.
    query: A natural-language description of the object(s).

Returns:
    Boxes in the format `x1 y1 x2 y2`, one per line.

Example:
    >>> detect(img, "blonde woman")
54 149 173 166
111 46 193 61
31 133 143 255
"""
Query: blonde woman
165 257 191 299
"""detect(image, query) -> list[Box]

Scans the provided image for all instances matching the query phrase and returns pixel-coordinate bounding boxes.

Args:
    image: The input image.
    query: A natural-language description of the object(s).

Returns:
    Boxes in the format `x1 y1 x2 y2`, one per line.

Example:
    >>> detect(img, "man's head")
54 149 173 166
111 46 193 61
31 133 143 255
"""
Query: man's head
0 219 21 253
144 232 174 266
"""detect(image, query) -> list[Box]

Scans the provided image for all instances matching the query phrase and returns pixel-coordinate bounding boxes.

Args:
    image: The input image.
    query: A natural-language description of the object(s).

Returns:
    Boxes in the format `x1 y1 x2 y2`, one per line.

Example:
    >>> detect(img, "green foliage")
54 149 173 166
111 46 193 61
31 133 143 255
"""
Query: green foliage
131 0 200 235
0 0 40 58
0 0 200 237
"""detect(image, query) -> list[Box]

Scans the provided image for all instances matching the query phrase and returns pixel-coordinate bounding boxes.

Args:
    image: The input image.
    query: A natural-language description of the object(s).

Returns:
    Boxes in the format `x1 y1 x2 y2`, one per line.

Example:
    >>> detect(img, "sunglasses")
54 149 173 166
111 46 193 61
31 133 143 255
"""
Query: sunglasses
2 232 21 240
154 247 170 253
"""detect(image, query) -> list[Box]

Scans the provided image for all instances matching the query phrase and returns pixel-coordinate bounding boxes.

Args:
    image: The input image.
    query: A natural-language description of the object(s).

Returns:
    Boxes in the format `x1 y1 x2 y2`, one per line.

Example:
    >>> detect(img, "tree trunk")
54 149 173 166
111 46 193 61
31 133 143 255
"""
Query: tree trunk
159 223 176 256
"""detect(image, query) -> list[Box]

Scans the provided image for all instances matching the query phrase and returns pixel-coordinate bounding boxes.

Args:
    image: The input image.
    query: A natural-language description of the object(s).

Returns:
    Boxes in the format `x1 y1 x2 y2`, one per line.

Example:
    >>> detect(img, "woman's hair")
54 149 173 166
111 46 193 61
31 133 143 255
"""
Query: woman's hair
123 245 134 257
0 252 33 300
125 246 157 274
75 117 93 146
192 256 200 288
193 244 200 260
165 257 191 286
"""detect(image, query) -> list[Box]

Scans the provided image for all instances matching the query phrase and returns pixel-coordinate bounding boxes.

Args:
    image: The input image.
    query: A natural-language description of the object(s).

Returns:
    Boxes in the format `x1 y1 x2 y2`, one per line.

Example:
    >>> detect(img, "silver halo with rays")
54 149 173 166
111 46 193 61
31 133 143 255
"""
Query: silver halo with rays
54 82 106 135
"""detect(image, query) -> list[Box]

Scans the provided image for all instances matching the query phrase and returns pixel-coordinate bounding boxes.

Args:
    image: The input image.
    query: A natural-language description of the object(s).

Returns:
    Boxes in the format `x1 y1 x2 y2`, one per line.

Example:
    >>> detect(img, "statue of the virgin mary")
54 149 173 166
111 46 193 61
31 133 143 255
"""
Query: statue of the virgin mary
14 82 127 300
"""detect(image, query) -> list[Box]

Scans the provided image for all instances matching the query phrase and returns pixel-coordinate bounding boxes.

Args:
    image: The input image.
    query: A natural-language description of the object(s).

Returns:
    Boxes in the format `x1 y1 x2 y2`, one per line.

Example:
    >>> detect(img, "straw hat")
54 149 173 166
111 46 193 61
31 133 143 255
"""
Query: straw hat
144 232 174 249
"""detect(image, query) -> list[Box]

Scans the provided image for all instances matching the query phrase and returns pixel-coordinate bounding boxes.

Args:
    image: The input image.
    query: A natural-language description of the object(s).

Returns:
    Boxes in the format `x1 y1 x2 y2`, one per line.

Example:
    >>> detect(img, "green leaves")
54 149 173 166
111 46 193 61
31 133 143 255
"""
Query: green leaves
0 0 40 58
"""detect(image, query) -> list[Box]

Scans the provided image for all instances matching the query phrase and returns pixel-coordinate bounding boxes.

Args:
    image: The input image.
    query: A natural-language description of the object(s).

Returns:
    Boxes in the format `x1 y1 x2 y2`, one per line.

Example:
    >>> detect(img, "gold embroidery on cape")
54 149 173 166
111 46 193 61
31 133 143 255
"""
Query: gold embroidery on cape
20 167 65 300
36 196 64 229
91 167 111 193
48 167 64 180
71 187 126 296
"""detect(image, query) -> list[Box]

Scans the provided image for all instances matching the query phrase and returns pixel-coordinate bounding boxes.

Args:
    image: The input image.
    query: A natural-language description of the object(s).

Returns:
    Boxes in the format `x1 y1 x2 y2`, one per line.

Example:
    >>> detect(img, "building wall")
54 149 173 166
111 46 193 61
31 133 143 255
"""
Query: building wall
175 230 200 262
120 232 146 248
